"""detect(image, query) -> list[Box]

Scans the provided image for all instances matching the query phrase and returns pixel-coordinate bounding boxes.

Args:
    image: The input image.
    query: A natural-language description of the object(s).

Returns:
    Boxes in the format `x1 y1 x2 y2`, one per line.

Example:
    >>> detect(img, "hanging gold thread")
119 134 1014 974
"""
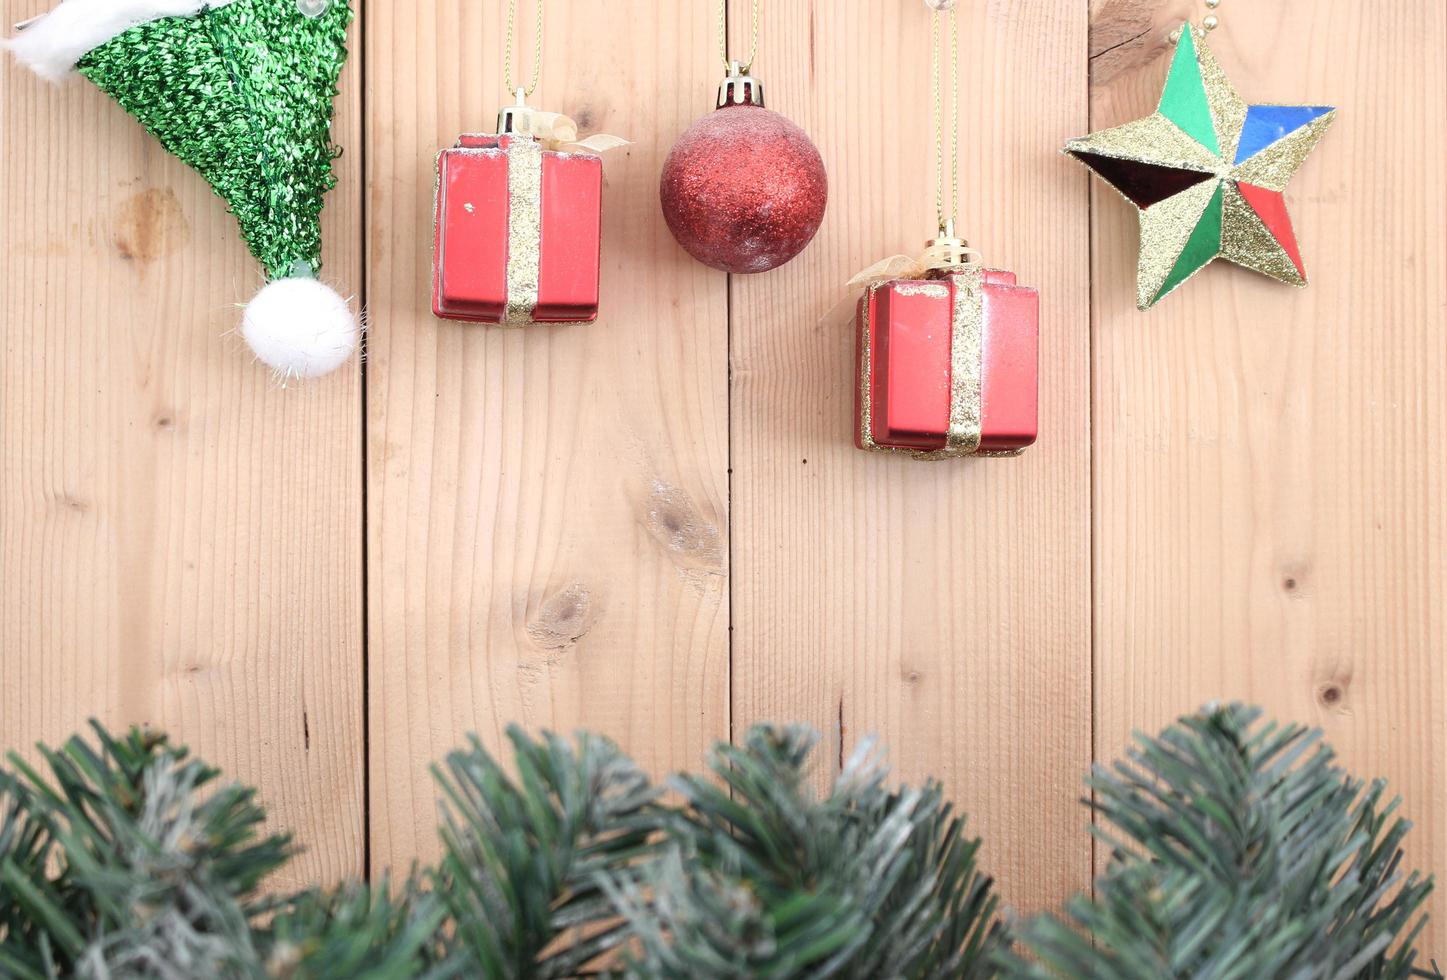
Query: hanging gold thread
854 3 1007 461
505 0 544 96
930 4 959 237
719 0 760 74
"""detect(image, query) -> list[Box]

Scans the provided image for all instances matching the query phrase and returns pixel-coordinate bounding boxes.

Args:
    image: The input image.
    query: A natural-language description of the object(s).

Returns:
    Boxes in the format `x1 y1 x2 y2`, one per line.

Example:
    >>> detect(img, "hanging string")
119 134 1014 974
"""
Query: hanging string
1173 0 1222 41
930 4 959 237
505 0 544 97
719 0 761 74
1203 0 1222 31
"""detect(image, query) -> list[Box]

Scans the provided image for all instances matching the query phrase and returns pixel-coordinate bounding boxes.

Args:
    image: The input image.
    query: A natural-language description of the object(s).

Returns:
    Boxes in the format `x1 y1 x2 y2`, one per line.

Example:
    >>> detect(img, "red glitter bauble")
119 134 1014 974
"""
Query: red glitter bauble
660 104 828 274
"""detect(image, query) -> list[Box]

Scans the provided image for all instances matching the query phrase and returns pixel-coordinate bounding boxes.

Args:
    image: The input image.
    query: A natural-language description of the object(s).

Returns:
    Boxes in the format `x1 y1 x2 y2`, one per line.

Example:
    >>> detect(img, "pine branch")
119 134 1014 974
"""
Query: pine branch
0 724 282 978
1002 704 1440 980
2 710 1437 980
608 725 1006 979
0 726 443 980
430 726 660 978
261 876 451 980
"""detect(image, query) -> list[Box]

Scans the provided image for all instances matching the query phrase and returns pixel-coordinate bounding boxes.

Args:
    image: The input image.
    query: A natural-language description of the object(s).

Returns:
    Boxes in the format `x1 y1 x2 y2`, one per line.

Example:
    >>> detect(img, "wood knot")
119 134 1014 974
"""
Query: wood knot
1317 682 1347 710
113 188 191 264
52 491 89 514
1279 560 1312 598
526 583 600 651
1311 658 1351 713
174 662 213 686
640 480 723 575
1088 0 1182 86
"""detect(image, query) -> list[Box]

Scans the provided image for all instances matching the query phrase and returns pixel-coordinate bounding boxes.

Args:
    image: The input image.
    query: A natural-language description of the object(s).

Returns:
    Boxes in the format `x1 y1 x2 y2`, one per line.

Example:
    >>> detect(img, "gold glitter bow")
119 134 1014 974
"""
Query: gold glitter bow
509 110 630 155
846 239 983 290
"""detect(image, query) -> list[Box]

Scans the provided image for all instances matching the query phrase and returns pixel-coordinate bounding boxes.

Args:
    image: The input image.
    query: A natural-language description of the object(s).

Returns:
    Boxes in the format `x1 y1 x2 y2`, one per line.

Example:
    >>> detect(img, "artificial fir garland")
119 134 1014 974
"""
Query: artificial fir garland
0 707 1437 979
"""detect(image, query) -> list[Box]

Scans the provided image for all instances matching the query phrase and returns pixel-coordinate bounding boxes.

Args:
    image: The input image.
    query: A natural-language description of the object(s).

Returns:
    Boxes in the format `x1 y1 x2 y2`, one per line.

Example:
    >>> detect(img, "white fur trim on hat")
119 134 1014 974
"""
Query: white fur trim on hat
3 0 240 82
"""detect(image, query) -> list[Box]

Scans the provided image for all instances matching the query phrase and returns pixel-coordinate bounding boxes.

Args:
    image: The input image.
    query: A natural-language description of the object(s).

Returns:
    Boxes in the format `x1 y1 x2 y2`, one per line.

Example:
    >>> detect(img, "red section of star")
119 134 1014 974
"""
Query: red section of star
1237 182 1306 279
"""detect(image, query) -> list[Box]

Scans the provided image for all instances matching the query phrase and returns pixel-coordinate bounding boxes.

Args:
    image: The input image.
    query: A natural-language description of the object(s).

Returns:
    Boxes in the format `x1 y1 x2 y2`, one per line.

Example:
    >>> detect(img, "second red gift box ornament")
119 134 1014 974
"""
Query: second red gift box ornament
852 0 1039 459
433 0 627 326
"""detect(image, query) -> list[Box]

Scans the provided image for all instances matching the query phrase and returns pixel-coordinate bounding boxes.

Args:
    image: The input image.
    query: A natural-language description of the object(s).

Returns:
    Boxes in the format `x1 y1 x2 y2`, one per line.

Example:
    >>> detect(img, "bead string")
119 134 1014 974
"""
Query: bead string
1172 0 1222 42
505 0 544 97
719 0 761 75
930 2 960 238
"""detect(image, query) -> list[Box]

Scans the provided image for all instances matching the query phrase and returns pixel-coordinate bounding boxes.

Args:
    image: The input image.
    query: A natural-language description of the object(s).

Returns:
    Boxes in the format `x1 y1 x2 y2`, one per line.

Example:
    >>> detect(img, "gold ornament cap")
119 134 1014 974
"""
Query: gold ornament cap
926 220 973 268
497 89 537 135
717 61 764 108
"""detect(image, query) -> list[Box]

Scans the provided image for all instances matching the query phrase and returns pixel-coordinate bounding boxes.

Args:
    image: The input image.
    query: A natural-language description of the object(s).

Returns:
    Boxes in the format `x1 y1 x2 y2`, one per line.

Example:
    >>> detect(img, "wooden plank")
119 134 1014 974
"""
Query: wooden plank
364 0 731 870
729 0 1093 917
0 2 366 889
1091 0 1447 954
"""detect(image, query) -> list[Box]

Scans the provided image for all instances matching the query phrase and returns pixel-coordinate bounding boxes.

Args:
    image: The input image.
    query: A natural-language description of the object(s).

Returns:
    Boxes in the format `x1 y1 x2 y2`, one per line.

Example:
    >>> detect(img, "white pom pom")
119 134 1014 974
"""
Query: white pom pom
241 277 359 380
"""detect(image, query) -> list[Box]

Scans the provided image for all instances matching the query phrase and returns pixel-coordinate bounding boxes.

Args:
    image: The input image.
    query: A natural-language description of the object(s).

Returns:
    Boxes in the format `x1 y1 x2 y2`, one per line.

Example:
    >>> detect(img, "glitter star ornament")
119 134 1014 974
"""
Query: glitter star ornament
1065 27 1335 310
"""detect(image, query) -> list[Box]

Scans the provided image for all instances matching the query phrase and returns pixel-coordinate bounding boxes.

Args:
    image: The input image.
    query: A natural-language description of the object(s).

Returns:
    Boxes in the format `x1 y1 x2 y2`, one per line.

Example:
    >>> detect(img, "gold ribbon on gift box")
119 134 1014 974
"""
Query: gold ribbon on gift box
846 239 982 290
511 110 631 155
852 241 1019 460
499 110 629 326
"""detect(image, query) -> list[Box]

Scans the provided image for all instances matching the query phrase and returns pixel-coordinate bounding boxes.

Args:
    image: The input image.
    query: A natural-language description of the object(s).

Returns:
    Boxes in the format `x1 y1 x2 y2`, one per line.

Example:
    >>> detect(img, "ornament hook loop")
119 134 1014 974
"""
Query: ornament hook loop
497 88 534 135
925 220 974 269
717 60 765 109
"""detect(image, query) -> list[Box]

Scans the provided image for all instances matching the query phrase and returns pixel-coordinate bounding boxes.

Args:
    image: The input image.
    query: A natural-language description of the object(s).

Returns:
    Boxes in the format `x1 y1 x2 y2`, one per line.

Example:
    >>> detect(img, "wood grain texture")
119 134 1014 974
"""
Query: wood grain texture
728 0 1093 918
1 0 1443 954
363 0 730 871
0 3 365 890
1090 0 1447 954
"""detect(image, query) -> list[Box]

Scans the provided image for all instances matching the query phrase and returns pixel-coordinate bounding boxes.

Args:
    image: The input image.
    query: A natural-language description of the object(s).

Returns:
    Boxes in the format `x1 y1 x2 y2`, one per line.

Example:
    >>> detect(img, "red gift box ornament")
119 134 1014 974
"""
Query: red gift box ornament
433 93 628 326
851 2 1038 459
853 232 1039 459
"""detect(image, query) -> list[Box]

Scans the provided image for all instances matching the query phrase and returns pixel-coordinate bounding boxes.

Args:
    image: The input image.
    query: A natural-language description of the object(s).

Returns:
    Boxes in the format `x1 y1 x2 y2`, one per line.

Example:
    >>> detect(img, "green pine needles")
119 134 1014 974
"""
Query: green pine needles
432 730 658 976
0 706 1437 979
607 728 1004 978
1007 706 1439 980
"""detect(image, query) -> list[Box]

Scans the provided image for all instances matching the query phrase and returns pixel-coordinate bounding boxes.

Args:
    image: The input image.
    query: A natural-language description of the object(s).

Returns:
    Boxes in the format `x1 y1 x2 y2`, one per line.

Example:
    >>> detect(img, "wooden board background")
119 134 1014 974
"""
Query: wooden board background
1 0 1443 952
0 0 365 892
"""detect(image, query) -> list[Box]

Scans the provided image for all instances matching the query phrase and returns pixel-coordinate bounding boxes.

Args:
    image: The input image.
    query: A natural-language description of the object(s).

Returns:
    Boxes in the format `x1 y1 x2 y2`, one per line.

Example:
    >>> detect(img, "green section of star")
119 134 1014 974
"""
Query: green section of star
1155 183 1223 305
1160 29 1219 155
1062 25 1336 310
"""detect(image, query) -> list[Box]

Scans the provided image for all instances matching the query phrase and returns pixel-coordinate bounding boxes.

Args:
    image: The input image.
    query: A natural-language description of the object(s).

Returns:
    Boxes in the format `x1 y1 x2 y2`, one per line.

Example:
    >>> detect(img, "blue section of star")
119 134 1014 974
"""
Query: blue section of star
1234 105 1336 164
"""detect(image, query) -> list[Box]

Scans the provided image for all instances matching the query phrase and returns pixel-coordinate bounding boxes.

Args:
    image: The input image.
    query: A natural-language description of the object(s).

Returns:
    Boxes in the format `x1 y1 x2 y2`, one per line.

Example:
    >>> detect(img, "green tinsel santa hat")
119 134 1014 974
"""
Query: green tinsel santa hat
4 0 359 379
